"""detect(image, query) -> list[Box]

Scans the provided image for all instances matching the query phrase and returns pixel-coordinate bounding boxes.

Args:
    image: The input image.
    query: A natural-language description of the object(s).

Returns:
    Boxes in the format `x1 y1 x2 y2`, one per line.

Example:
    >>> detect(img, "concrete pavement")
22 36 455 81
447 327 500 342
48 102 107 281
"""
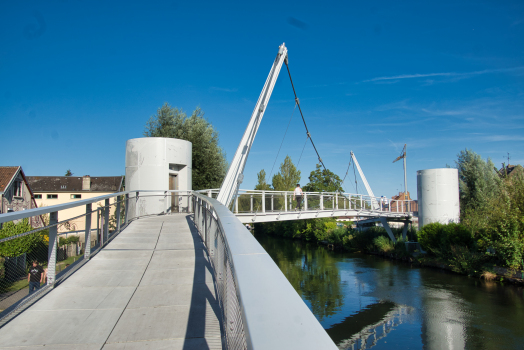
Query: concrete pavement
0 214 222 350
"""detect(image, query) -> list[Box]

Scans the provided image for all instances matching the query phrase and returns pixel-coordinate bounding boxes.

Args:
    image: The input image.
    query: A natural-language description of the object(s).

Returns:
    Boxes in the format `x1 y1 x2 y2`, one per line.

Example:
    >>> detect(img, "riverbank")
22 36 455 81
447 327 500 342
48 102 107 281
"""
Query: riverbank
254 219 524 287
363 248 524 286
253 230 524 350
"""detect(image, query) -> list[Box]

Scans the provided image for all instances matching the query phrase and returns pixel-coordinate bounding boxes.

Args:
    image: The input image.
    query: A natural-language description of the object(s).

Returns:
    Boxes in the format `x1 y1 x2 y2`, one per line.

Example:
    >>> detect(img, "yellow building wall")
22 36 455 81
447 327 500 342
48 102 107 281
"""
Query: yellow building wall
34 192 121 235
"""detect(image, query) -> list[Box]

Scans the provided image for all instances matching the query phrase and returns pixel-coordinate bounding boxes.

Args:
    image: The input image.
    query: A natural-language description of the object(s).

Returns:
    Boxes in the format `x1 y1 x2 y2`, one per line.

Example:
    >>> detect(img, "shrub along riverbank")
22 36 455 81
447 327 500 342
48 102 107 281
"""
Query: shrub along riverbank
254 219 524 284
254 148 524 284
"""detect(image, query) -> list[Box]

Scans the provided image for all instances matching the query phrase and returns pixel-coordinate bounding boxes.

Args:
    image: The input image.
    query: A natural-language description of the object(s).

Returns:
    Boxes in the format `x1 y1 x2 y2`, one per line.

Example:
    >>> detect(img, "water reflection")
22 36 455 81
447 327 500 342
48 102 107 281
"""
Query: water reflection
255 232 524 350
256 232 344 320
328 302 414 350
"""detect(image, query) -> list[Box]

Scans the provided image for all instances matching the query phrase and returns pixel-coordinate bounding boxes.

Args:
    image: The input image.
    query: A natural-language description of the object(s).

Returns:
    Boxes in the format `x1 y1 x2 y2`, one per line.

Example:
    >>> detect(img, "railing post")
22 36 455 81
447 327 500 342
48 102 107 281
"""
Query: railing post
164 191 168 214
284 191 287 212
116 195 121 232
262 191 266 213
335 193 337 209
250 194 253 213
360 195 363 209
124 193 129 224
97 208 101 246
47 211 58 286
135 191 139 218
271 194 274 211
84 204 92 260
203 202 208 243
304 193 308 211
104 198 110 242
320 194 324 210
235 196 239 214
208 190 212 198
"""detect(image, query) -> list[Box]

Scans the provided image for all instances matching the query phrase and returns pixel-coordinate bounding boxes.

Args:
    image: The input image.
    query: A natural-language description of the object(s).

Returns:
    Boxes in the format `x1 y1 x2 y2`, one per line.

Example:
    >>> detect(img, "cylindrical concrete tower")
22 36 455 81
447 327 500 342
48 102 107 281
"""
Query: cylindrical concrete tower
125 137 192 218
416 168 460 228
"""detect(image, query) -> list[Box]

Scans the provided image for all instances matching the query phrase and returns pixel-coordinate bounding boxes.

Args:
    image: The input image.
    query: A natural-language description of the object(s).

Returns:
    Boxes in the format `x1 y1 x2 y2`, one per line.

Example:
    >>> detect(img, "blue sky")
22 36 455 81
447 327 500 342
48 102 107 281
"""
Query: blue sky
1 0 523 199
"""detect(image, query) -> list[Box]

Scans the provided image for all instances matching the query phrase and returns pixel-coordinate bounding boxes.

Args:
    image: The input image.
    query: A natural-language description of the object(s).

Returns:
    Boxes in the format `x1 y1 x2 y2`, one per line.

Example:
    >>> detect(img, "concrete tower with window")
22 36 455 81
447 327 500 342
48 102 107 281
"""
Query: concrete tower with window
125 137 192 219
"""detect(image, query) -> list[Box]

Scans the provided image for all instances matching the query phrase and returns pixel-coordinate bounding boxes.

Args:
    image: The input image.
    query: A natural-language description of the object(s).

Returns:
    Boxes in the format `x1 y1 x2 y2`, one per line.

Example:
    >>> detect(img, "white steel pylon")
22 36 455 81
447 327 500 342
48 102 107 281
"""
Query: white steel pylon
217 43 288 208
350 151 380 210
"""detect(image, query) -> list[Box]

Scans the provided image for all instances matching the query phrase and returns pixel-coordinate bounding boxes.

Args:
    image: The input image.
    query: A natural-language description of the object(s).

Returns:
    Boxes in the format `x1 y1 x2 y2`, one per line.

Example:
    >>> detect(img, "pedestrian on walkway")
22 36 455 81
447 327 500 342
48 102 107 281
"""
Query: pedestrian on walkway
293 184 303 211
28 260 44 294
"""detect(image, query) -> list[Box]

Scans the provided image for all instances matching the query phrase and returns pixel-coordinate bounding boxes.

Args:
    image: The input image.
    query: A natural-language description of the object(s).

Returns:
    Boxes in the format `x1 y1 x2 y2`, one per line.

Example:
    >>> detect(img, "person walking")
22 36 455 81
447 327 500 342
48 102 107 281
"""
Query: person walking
293 184 303 211
28 260 44 294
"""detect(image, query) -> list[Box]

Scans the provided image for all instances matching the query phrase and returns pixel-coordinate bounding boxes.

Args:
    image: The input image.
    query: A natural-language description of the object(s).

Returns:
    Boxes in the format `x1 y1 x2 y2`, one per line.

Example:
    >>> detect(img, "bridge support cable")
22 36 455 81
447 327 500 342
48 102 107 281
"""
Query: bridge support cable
284 61 326 171
217 43 288 208
296 134 310 167
285 61 352 202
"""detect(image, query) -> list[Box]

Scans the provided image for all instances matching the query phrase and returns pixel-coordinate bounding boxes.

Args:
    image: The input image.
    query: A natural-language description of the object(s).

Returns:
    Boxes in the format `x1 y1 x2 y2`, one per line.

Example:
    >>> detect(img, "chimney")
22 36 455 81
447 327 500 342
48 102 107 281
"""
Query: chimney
82 175 91 191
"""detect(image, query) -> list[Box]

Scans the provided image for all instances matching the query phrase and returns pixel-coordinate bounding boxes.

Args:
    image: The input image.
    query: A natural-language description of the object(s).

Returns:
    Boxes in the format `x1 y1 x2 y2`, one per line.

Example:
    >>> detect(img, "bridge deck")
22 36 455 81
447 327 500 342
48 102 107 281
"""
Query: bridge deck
0 215 222 350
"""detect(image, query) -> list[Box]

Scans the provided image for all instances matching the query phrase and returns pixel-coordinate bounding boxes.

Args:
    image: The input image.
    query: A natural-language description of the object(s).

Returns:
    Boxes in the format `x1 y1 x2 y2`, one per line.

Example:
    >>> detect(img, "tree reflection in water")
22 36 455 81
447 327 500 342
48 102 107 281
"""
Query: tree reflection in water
255 232 344 321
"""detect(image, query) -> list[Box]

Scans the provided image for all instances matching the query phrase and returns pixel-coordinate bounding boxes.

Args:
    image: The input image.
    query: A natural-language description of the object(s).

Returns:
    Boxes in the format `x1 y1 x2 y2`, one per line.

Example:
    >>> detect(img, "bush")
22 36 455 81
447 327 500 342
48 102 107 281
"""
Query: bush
0 219 47 257
327 227 347 245
448 245 486 275
417 222 473 257
374 236 394 253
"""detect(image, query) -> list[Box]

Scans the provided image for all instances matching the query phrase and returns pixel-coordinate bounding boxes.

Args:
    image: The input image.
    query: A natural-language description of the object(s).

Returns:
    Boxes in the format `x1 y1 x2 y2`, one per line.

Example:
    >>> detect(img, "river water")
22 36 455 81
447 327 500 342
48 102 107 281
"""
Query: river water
254 232 524 350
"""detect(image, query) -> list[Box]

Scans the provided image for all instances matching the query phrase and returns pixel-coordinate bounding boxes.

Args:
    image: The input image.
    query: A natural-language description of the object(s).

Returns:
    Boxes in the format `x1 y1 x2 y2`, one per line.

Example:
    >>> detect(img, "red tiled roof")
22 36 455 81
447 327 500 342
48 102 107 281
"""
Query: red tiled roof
27 176 123 192
0 166 20 192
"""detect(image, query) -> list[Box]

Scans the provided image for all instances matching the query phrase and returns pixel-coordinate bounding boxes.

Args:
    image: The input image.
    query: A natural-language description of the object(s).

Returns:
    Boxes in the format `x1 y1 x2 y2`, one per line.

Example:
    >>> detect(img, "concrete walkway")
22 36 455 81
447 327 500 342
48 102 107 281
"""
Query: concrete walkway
0 214 222 350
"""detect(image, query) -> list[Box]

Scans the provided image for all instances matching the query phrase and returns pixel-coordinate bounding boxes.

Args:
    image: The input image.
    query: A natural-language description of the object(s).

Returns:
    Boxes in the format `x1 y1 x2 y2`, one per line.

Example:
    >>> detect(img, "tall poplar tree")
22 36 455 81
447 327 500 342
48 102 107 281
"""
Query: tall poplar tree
272 156 301 191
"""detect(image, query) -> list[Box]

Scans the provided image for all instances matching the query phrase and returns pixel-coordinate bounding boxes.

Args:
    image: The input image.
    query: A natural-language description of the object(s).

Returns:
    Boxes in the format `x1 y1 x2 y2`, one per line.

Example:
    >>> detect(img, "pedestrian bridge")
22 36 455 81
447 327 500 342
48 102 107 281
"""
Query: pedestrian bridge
0 191 338 349
197 189 415 224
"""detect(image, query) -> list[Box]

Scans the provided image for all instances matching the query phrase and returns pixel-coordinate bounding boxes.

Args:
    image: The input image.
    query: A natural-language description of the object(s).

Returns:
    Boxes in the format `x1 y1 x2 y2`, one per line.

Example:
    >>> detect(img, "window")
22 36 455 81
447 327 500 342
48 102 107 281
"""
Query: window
71 194 81 199
34 194 42 199
13 180 22 197
47 194 58 199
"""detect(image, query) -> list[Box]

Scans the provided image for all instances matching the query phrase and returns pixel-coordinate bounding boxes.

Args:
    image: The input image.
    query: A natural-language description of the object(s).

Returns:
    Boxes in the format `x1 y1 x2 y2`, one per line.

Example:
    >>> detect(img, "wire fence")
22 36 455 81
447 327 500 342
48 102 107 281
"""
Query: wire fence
0 193 130 324
193 195 247 350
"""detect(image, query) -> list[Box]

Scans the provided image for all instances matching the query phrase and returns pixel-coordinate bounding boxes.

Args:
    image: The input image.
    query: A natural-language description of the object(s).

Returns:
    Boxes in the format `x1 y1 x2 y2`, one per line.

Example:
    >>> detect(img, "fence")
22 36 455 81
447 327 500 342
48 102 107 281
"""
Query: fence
0 192 135 322
192 192 338 350
196 189 416 215
1 189 340 349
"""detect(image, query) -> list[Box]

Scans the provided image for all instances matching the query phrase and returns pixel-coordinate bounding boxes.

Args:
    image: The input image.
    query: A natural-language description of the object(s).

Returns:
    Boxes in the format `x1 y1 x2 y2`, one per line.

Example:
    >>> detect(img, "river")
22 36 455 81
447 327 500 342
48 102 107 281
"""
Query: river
253 232 524 350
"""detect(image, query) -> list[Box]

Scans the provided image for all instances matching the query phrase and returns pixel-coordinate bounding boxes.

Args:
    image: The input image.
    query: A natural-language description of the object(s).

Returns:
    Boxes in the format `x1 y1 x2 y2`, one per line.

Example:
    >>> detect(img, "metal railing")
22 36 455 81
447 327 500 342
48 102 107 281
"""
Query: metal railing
192 192 338 350
196 189 416 215
1 190 338 349
193 194 247 349
0 190 192 324
0 192 136 322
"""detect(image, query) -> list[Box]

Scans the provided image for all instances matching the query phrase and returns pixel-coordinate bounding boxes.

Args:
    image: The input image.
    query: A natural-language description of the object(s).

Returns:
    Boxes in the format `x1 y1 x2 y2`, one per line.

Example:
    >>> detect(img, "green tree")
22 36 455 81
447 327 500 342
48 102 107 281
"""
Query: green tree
255 169 272 190
65 169 73 176
303 164 343 192
144 103 228 190
0 219 46 258
272 156 301 191
456 149 500 216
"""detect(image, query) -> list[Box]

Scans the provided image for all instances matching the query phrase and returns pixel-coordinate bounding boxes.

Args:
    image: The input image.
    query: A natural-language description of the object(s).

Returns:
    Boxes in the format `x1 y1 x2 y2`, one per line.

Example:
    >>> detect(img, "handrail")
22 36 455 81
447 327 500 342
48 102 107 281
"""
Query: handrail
0 190 191 224
193 192 338 350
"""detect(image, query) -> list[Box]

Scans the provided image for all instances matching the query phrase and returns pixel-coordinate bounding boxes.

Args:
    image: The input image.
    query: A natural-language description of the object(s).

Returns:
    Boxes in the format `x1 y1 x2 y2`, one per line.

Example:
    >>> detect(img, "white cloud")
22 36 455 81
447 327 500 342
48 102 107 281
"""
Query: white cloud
363 66 524 83
210 87 238 92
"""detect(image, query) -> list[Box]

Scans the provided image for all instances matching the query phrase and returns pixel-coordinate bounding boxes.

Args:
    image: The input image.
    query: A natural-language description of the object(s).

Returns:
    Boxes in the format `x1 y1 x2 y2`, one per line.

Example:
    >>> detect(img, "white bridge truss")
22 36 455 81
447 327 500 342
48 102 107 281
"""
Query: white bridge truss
198 189 415 224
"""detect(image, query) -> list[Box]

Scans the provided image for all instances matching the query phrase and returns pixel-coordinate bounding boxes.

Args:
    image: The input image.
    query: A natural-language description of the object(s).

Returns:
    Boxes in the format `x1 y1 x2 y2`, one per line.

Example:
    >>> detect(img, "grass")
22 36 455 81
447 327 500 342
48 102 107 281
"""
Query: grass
481 271 497 281
0 253 82 295
56 254 82 273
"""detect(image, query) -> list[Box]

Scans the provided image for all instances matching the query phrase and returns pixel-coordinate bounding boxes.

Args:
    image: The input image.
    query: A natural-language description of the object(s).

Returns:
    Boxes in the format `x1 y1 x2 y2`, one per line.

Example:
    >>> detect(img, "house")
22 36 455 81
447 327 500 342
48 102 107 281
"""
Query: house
497 164 524 178
390 191 418 213
0 166 43 228
27 175 124 234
